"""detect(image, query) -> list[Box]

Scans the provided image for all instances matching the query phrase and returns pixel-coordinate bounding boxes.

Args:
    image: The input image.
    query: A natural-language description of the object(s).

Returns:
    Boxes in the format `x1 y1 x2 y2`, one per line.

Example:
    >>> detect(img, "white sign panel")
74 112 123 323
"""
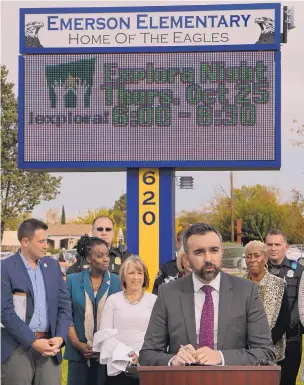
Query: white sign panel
21 5 279 50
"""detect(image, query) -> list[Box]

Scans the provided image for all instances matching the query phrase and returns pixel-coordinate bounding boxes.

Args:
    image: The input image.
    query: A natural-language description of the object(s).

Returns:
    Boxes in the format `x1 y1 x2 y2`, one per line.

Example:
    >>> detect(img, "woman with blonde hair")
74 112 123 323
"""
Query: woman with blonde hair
93 255 157 385
243 240 290 362
176 245 192 277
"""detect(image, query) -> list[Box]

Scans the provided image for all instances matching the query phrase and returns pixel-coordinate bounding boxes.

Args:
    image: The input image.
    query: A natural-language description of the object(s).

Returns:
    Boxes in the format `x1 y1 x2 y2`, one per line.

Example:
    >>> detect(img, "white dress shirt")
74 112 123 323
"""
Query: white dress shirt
169 272 224 365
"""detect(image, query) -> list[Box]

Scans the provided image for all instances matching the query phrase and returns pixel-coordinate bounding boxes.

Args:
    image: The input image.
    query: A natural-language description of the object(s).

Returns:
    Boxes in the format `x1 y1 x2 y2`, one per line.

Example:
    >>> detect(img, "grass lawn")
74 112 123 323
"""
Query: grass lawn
297 349 304 385
61 350 67 385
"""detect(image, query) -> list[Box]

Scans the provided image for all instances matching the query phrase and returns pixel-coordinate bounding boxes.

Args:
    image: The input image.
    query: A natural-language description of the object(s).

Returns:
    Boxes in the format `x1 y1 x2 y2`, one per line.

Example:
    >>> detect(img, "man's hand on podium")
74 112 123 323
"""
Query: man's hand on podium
195 347 222 365
171 344 196 366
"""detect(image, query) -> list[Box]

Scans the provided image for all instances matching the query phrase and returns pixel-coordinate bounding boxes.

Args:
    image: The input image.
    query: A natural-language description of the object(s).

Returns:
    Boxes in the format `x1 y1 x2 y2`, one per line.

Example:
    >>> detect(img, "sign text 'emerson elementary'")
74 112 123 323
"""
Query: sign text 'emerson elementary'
47 14 251 31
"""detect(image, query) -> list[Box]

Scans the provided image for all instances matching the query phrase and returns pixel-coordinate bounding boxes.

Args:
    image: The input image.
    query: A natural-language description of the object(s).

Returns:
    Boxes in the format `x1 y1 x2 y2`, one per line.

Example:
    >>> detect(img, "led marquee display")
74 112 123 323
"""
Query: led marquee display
23 51 276 167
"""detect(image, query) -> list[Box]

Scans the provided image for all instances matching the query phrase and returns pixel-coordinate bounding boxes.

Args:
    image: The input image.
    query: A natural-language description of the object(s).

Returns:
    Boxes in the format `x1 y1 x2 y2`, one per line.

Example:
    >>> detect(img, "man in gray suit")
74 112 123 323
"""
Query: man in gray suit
140 223 275 366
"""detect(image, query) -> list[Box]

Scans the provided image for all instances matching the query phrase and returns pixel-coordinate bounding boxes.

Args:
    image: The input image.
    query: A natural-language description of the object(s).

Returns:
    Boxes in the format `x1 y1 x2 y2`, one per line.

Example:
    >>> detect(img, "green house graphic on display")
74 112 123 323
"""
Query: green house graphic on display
45 58 96 108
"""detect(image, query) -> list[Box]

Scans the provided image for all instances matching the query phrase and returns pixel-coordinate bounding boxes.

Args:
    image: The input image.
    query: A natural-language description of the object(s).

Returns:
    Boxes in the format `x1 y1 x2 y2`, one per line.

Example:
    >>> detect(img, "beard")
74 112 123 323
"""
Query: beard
192 261 220 282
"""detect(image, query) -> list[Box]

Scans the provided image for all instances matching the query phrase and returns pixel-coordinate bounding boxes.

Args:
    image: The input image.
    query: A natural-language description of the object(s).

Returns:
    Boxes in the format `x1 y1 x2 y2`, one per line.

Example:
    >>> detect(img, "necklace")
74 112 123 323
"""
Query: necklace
123 290 145 305
90 275 102 293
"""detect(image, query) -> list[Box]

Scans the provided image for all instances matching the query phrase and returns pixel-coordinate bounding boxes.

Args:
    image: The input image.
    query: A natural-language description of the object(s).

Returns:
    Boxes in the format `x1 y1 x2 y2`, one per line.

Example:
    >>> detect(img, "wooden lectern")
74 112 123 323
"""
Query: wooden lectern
137 366 281 385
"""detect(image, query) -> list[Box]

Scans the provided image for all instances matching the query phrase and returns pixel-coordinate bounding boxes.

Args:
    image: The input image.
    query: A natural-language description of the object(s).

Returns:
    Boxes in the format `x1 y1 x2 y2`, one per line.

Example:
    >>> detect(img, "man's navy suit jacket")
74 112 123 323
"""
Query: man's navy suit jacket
1 252 72 363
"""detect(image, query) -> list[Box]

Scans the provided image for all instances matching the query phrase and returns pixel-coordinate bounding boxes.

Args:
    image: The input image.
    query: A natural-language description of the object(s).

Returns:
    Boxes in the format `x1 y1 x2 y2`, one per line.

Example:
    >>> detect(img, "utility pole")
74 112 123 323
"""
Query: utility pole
230 172 234 243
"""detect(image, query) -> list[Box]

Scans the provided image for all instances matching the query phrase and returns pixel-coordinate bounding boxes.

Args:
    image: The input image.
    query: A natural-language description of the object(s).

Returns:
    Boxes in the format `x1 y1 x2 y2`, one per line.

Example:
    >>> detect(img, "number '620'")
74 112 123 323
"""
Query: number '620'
142 171 156 225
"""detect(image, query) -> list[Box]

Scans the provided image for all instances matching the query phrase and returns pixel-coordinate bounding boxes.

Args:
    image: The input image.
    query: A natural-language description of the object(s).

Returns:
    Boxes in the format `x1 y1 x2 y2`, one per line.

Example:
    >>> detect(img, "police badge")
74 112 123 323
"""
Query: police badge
114 256 122 265
287 269 295 278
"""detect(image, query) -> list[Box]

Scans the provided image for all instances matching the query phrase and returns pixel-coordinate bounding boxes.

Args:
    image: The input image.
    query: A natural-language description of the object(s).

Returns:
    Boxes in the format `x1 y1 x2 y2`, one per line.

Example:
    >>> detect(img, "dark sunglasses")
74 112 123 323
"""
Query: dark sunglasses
96 227 113 232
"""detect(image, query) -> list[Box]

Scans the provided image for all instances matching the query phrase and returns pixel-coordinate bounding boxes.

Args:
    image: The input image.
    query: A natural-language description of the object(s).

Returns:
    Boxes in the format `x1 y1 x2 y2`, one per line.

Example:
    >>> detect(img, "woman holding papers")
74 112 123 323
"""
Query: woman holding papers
93 255 157 385
243 240 290 362
64 236 121 385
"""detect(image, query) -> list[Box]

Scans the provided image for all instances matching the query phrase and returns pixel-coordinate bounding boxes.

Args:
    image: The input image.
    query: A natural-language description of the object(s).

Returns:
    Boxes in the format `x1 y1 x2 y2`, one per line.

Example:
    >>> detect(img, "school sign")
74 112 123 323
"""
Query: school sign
19 3 281 272
19 3 280 170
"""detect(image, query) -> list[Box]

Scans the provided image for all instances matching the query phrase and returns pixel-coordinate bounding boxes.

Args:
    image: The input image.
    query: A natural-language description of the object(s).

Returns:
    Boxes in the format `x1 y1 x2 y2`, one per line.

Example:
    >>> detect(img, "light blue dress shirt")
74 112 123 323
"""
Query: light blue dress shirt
20 253 50 332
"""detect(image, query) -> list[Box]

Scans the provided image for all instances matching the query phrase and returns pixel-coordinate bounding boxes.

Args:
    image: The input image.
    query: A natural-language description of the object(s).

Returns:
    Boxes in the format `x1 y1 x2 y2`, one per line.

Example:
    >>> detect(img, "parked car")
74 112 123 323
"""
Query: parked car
52 248 77 263
222 244 245 269
63 249 77 262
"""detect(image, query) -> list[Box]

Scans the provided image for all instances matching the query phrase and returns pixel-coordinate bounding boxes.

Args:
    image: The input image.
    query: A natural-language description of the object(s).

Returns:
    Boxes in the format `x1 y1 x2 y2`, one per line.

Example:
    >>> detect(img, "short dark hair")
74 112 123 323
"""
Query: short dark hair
183 223 222 252
17 219 48 242
92 216 114 227
77 235 108 258
265 229 287 242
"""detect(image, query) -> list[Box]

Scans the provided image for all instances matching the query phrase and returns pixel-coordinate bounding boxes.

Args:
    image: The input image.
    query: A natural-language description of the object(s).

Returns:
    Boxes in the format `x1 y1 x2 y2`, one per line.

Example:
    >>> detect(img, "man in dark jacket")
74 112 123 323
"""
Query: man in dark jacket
266 229 304 385
152 229 184 295
67 216 131 275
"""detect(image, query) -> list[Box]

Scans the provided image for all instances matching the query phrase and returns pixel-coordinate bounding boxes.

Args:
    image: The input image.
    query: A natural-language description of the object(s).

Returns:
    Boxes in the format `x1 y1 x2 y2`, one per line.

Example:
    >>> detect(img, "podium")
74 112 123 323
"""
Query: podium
137 366 281 385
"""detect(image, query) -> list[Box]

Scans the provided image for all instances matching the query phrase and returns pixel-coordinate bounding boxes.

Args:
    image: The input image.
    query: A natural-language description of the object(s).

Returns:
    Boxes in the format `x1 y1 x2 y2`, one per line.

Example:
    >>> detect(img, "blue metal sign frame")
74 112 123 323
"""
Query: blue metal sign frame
20 4 281 53
18 4 281 171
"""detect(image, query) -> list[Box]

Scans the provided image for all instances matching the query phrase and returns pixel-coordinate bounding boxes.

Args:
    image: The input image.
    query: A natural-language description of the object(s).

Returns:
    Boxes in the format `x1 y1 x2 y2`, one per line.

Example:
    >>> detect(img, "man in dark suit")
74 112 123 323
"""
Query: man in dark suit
140 223 275 366
1 219 71 385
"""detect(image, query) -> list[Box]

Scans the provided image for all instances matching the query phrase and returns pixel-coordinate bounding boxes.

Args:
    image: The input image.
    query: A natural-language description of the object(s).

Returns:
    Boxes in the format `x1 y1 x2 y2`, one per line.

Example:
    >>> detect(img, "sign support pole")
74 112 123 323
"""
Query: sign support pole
126 168 175 291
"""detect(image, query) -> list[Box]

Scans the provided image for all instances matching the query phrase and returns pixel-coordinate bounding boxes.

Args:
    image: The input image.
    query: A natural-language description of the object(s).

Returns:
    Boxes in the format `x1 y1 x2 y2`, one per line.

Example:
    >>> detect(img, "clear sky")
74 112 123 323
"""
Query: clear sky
1 0 303 221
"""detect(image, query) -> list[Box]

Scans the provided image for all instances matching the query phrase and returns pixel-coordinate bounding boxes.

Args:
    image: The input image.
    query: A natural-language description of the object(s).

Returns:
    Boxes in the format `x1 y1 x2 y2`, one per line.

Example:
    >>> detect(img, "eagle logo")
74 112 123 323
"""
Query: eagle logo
25 21 44 48
255 17 275 44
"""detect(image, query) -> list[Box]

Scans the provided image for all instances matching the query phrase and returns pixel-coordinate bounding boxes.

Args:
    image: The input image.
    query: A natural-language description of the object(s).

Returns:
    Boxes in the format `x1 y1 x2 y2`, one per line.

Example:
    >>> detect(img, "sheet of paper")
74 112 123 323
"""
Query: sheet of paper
13 293 26 322
112 341 133 362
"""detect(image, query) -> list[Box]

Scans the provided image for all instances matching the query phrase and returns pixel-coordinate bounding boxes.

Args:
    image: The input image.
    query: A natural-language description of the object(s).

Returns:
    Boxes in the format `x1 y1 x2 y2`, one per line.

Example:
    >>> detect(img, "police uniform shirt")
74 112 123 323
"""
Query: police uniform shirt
152 259 179 295
268 257 304 339
109 247 131 274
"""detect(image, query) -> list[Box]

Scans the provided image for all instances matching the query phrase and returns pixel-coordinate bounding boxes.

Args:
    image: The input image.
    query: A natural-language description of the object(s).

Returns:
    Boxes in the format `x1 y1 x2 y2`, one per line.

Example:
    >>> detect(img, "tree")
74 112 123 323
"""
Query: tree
1 66 62 239
280 189 304 244
113 193 126 213
72 193 128 245
73 207 111 225
110 193 126 240
61 206 66 224
291 120 304 148
175 185 304 244
45 209 60 225
4 212 32 231
177 210 209 228
207 185 304 244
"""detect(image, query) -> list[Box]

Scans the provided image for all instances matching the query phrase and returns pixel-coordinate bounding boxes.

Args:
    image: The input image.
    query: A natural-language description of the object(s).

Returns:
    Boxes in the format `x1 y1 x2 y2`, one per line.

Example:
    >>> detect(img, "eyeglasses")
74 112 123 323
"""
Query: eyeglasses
96 227 113 232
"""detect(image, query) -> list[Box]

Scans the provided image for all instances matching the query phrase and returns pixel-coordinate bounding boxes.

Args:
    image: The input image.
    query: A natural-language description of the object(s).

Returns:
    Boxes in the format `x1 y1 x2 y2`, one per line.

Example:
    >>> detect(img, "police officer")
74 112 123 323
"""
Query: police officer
266 229 304 385
67 216 131 275
152 229 184 295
